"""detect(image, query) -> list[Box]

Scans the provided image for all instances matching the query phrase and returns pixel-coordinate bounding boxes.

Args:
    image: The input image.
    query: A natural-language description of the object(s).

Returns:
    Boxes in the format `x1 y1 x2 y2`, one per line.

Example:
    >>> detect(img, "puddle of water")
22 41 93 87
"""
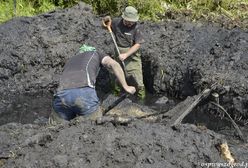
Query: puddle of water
143 92 180 113
2 91 173 126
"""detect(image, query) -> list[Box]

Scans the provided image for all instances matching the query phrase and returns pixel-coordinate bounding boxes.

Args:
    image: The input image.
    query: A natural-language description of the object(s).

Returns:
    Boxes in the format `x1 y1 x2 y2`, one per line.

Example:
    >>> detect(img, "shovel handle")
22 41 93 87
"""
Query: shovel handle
102 20 112 32
103 93 128 115
102 19 127 74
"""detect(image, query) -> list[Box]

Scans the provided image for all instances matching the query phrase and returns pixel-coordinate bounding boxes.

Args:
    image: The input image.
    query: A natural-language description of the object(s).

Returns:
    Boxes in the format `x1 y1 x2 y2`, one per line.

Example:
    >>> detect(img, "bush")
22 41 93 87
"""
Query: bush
0 0 79 23
0 0 247 24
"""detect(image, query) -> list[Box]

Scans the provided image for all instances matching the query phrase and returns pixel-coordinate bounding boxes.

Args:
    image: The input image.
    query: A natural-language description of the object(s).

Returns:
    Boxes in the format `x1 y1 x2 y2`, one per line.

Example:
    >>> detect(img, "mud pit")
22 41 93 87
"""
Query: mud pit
0 2 248 168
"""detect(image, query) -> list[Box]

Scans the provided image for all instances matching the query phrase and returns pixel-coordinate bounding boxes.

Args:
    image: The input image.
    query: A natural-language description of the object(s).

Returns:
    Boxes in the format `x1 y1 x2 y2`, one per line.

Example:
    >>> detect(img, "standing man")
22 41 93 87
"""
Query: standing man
103 6 146 101
52 44 136 121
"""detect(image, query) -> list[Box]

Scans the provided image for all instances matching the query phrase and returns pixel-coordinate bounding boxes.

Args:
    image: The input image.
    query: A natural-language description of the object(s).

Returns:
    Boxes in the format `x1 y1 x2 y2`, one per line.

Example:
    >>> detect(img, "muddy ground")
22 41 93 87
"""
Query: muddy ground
0 2 248 168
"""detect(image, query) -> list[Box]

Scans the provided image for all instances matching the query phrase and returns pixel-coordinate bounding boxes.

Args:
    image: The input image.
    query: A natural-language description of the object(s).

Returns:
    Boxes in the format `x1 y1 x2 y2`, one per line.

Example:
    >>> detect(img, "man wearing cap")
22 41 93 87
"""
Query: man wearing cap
103 6 146 101
51 44 136 121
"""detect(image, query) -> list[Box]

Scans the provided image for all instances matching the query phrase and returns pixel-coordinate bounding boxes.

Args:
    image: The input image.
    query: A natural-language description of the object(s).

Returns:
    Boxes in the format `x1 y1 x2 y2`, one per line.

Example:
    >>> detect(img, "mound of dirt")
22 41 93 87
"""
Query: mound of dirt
0 119 236 167
0 2 248 167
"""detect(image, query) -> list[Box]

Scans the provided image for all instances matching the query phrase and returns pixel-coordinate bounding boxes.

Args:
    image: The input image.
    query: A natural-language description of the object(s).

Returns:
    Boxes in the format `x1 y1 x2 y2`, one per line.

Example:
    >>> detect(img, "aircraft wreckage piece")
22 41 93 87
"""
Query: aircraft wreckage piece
166 88 212 128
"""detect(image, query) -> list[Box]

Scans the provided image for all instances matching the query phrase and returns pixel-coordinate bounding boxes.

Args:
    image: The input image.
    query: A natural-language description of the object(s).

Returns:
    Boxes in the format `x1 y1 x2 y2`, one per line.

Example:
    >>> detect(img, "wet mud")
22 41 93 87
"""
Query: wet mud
0 2 248 168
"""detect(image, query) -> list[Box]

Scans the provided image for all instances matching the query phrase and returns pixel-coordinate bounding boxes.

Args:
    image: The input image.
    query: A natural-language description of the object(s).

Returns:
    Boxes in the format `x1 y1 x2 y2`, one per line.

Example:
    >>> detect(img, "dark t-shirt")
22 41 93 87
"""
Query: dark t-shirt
112 18 145 48
58 51 106 91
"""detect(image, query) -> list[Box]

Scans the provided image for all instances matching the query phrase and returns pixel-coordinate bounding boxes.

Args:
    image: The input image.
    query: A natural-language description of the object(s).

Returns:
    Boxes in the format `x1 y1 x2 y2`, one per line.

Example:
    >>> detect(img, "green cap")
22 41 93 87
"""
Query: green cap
79 44 96 53
122 6 139 22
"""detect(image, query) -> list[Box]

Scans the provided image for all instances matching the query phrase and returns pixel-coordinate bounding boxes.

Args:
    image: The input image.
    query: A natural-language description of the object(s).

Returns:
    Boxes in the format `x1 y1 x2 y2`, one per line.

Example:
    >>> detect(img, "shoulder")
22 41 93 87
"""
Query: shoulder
112 17 121 22
134 22 142 30
112 18 122 25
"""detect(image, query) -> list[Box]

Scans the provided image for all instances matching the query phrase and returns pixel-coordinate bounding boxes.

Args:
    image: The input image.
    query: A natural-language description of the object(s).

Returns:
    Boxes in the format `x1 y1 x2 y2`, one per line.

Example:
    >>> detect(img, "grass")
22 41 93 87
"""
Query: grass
162 0 248 28
0 0 247 28
0 0 56 23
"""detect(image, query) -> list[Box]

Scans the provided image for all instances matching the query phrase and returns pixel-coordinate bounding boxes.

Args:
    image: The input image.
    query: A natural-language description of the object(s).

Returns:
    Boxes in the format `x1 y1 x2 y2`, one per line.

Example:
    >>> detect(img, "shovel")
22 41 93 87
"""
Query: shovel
102 19 127 75
102 19 138 113
102 19 138 87
102 93 128 115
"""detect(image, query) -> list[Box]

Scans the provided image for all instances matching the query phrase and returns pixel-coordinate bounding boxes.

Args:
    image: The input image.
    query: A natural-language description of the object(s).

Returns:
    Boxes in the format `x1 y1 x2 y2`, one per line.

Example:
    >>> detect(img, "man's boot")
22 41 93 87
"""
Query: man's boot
48 110 68 126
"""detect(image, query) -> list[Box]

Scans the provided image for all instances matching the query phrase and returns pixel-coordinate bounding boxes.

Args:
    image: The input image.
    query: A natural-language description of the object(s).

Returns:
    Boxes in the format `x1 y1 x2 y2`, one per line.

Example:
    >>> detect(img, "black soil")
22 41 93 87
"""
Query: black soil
0 2 248 168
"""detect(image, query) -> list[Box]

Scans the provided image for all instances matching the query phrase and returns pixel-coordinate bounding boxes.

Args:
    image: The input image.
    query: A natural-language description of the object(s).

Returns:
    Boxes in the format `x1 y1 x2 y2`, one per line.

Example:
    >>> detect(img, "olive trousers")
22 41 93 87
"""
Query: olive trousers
113 47 145 100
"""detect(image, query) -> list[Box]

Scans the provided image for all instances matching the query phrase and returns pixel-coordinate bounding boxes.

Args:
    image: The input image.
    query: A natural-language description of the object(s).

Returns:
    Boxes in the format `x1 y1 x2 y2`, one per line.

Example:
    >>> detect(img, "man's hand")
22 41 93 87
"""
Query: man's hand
124 86 136 95
119 53 128 61
102 56 136 95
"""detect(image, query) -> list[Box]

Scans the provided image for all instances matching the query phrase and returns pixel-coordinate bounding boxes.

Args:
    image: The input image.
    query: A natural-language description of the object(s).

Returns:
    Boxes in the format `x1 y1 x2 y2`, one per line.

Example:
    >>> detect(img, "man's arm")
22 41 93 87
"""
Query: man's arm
101 56 136 94
119 43 140 61
119 26 145 61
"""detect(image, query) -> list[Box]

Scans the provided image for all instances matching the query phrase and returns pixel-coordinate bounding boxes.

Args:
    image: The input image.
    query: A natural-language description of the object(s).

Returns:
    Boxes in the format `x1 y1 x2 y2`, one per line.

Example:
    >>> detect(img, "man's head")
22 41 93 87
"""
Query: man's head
122 6 139 27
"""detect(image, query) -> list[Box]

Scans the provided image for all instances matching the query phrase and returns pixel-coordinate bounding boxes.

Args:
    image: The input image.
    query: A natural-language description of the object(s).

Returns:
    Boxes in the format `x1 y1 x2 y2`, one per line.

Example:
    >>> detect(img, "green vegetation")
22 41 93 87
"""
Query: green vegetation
0 0 79 23
0 0 54 22
0 0 247 27
163 0 248 21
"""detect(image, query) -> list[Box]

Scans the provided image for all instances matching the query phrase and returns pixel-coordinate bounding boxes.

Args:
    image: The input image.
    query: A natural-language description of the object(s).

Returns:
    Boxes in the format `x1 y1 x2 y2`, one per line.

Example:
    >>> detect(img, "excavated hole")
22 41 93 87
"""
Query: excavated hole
0 64 247 138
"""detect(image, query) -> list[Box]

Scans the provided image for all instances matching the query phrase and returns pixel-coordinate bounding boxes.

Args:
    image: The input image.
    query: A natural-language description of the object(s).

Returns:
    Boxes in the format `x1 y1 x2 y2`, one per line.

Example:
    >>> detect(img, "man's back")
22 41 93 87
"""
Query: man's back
58 51 105 91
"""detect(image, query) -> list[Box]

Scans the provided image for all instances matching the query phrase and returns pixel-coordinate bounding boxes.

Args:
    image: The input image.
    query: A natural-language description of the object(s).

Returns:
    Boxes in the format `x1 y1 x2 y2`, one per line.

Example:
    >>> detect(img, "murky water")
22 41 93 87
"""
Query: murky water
0 91 176 126
0 93 52 126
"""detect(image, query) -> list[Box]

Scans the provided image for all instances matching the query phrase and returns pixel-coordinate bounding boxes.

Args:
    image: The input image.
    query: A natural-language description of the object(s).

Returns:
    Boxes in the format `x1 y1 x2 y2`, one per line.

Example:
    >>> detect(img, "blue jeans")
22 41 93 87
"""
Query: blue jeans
53 87 99 121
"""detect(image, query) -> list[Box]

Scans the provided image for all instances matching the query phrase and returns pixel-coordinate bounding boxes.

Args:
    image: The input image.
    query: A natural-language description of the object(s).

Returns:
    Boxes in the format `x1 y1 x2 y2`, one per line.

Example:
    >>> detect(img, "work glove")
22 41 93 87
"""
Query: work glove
102 16 112 27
